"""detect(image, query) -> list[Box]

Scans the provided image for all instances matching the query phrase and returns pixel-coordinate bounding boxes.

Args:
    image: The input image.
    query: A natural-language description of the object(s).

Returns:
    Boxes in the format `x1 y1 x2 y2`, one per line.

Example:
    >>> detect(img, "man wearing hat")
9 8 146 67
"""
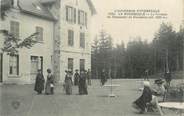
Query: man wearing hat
152 78 166 96
149 79 166 115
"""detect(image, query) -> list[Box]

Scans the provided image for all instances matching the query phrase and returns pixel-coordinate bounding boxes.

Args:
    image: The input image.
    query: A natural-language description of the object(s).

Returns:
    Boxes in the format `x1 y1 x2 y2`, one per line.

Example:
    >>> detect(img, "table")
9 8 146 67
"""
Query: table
103 84 120 97
158 102 184 116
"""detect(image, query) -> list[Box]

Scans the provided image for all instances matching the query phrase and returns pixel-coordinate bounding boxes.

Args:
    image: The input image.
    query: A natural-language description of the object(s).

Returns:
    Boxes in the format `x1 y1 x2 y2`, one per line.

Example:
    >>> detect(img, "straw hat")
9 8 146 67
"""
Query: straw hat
143 81 150 87
154 79 164 84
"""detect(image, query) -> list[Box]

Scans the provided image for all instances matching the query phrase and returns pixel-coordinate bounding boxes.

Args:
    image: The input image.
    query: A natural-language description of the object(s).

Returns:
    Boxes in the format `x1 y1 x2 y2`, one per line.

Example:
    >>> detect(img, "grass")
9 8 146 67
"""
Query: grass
0 79 183 116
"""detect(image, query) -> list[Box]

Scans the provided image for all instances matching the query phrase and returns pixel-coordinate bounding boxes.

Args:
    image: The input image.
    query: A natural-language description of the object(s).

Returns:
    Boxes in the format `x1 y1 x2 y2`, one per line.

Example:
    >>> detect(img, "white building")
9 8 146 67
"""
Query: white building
0 0 96 84
58 0 96 82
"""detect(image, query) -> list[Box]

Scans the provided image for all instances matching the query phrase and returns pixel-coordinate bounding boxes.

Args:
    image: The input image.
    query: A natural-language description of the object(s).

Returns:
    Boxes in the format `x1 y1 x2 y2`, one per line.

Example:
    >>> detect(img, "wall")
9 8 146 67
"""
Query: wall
0 8 54 84
59 0 92 82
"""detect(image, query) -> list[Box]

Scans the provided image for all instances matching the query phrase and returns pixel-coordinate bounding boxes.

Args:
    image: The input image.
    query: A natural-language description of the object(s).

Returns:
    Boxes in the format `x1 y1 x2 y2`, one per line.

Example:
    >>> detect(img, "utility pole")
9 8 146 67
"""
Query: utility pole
165 49 169 73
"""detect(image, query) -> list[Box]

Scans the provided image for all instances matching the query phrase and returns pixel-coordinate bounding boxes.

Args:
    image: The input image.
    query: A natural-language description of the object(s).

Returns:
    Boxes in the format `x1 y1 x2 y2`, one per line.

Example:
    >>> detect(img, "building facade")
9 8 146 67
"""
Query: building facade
59 0 96 82
0 0 96 84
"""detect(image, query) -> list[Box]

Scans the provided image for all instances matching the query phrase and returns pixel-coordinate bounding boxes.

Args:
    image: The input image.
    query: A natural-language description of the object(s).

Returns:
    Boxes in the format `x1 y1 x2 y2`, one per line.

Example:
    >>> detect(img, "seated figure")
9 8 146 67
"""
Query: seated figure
132 81 152 114
147 79 166 116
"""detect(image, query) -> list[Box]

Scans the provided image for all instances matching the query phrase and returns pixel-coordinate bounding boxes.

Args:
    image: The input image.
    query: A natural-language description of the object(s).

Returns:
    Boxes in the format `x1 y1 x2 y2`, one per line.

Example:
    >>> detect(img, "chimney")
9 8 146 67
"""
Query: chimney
11 0 19 8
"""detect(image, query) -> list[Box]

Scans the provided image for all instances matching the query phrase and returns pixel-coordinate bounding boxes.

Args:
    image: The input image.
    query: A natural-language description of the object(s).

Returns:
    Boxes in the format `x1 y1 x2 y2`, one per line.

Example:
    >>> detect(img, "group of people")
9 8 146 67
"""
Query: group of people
34 68 92 95
34 69 55 95
132 78 166 114
64 69 91 95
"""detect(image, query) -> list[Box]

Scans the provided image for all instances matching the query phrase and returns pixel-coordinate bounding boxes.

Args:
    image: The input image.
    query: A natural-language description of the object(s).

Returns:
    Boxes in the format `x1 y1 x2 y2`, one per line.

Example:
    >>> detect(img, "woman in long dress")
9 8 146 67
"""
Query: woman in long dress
64 69 73 95
74 69 80 86
34 69 45 94
45 69 55 95
132 81 152 114
79 70 88 95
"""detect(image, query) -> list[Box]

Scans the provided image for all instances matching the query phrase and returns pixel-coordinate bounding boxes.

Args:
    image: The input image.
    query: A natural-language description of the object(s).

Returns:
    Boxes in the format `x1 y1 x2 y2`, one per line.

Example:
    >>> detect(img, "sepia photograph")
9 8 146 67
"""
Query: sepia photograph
0 0 184 116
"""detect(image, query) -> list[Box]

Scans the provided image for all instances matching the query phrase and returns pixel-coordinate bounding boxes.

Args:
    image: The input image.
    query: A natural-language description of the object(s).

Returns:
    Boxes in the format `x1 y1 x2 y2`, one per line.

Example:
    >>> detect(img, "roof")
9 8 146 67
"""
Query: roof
40 0 55 4
86 0 97 15
18 0 56 21
1 0 96 20
41 0 97 15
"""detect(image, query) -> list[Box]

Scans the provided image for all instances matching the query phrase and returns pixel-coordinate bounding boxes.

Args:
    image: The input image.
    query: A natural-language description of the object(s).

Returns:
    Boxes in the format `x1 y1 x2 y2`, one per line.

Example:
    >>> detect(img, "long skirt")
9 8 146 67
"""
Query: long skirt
34 81 44 93
45 82 51 94
65 81 72 95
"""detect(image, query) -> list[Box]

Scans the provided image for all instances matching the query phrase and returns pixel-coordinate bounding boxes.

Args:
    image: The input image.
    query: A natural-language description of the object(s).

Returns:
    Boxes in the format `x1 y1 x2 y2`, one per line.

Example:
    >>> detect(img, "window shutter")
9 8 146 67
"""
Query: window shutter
74 8 76 23
85 13 87 28
78 10 80 24
66 6 68 21
17 55 19 75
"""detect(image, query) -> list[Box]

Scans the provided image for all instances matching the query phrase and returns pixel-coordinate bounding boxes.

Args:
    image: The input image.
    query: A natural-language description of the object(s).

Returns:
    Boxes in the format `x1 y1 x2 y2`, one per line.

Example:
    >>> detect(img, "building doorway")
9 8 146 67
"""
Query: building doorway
0 53 3 82
30 56 43 82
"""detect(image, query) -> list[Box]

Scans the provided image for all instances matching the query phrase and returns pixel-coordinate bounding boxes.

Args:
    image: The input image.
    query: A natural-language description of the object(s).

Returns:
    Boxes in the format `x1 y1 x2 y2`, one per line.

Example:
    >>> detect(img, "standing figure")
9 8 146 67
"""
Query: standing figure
34 69 45 94
144 69 149 80
78 70 88 95
74 69 80 86
164 71 172 89
45 69 55 95
100 69 107 86
87 69 91 85
64 69 73 95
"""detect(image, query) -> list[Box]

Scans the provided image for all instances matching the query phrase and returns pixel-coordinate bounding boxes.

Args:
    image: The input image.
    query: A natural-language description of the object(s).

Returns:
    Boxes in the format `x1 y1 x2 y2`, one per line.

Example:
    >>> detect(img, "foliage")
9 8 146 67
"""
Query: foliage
91 23 184 79
1 0 12 20
0 30 38 55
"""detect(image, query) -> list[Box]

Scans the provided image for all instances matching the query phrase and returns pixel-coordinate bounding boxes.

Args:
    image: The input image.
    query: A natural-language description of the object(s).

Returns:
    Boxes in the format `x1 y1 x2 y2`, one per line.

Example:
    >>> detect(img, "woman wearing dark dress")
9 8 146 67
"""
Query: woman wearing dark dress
45 69 55 95
78 70 88 95
74 69 80 86
34 69 45 94
132 81 152 114
100 69 107 86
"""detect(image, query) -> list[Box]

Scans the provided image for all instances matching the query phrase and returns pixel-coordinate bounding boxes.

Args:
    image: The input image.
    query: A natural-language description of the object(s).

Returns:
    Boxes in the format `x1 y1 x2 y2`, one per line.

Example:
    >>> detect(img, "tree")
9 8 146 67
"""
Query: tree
0 30 38 55
91 30 113 79
1 0 12 20
154 23 177 72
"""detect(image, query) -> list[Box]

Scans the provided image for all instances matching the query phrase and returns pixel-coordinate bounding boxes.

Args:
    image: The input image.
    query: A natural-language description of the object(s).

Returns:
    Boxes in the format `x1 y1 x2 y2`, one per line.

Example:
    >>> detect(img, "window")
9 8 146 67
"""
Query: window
68 30 74 46
30 56 43 81
80 32 85 48
78 10 87 27
10 21 19 38
68 58 73 72
66 6 76 23
36 26 43 41
31 56 39 75
9 55 19 75
80 59 85 71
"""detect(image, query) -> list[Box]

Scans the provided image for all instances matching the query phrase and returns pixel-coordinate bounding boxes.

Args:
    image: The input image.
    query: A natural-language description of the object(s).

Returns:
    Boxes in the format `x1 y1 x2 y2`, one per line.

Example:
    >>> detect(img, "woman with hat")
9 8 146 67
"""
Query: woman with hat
34 69 45 94
74 69 80 86
64 69 73 95
78 70 88 95
132 81 152 114
45 69 55 95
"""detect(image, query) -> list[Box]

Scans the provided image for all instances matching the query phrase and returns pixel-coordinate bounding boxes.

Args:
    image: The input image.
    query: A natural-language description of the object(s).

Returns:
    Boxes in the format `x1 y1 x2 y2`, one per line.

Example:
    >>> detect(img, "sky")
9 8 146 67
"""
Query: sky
90 0 184 46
